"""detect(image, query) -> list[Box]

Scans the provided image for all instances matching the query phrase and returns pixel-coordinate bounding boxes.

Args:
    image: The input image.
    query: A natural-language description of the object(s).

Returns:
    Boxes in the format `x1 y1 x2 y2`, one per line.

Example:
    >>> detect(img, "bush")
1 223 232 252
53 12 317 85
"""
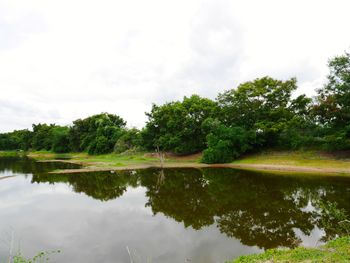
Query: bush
201 123 253 164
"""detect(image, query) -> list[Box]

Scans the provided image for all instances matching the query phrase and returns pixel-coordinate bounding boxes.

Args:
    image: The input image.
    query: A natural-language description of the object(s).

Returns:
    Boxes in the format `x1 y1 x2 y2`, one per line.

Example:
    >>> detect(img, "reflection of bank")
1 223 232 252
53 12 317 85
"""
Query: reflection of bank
0 156 80 175
0 175 15 180
29 165 350 250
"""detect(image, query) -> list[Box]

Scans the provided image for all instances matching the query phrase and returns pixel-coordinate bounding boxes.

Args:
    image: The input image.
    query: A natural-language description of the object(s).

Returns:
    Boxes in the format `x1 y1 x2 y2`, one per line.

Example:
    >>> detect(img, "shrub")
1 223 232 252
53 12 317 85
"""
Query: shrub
202 123 253 164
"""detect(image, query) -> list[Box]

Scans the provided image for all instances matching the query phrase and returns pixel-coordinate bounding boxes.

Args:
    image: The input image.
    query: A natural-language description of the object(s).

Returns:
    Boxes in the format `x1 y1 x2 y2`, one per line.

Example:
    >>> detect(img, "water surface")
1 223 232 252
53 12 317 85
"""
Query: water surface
0 156 349 262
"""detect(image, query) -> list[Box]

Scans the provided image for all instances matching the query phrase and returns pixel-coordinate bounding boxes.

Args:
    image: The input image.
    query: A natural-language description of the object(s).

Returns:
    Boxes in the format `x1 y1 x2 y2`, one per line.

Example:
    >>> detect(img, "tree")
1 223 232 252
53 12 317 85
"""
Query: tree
201 118 254 163
314 51 350 128
32 124 56 151
69 113 126 154
312 52 350 150
114 128 142 153
0 129 33 151
51 126 70 153
217 77 309 148
143 95 218 154
0 133 16 150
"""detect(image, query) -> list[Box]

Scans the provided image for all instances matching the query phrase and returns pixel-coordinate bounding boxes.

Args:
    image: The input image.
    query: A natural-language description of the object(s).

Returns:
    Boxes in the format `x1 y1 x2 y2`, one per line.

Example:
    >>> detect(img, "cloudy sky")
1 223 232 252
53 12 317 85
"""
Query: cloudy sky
0 0 349 132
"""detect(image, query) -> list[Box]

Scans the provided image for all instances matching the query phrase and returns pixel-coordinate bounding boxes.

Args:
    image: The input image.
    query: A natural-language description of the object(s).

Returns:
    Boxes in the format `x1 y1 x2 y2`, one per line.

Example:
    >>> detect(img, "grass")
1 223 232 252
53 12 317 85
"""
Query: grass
6 250 60 263
73 152 159 167
3 150 350 175
26 151 202 170
230 236 350 263
233 150 350 169
26 151 76 160
71 150 350 171
0 151 25 157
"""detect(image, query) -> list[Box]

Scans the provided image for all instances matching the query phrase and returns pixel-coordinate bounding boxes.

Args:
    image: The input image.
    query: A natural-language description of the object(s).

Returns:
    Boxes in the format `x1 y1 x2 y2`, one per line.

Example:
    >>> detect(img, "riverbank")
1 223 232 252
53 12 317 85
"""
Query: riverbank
230 236 350 262
2 150 350 175
232 150 350 175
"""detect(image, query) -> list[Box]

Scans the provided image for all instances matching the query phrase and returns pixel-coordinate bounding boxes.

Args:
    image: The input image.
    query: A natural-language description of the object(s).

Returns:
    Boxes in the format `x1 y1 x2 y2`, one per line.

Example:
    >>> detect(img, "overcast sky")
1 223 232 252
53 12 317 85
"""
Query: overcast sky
0 0 349 132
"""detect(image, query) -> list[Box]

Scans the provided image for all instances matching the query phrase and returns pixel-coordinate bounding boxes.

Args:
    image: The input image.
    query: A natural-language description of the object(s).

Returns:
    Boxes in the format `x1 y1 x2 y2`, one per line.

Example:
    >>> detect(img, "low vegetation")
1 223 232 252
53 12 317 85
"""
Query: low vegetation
1 51 350 164
230 236 350 262
25 151 202 170
233 150 350 169
1 150 345 176
10 250 60 263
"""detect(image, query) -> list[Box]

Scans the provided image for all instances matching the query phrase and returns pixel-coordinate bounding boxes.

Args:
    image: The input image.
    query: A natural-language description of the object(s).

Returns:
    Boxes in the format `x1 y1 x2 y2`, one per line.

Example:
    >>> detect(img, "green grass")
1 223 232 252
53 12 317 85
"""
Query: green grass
0 151 25 157
11 250 60 263
26 151 202 168
74 153 201 167
230 236 350 263
73 152 158 167
233 150 350 169
3 150 350 174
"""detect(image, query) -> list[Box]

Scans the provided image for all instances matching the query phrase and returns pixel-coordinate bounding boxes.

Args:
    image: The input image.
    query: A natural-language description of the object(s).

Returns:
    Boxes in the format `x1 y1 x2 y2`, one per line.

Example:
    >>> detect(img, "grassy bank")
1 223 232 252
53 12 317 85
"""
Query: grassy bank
230 236 350 262
234 150 350 169
0 151 25 157
2 150 350 175
22 151 205 173
230 150 350 175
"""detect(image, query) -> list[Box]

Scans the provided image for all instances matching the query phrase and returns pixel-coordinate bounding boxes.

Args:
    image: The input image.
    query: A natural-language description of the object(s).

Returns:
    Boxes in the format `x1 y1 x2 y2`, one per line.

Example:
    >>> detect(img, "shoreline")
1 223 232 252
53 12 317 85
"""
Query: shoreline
3 151 350 176
39 159 350 176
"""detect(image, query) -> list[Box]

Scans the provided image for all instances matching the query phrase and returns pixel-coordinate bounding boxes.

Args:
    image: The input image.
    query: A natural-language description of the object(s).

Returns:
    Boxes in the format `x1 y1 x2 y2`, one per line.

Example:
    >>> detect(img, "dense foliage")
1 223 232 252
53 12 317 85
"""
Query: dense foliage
1 51 349 163
312 52 350 150
0 113 128 154
142 95 218 154
201 119 254 163
68 113 126 154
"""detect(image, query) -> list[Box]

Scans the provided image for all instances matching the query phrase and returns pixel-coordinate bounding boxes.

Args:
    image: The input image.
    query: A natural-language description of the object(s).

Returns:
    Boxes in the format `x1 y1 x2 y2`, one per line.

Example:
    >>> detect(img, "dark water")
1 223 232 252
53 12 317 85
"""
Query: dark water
0 157 350 263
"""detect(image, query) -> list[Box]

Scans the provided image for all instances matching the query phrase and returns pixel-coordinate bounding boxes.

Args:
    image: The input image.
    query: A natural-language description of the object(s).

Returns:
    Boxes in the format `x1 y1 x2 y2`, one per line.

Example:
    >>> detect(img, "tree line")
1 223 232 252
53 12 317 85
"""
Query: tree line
1 51 349 163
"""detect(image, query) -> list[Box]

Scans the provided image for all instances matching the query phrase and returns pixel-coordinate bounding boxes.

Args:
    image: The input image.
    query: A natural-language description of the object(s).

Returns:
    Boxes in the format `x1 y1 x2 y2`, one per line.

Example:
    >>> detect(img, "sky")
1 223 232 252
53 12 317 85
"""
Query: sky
0 0 349 132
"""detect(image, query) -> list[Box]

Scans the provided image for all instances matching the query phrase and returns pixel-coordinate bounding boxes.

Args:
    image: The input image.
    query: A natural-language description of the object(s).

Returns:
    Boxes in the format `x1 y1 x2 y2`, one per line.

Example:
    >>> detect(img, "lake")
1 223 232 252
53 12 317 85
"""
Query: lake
0 156 349 263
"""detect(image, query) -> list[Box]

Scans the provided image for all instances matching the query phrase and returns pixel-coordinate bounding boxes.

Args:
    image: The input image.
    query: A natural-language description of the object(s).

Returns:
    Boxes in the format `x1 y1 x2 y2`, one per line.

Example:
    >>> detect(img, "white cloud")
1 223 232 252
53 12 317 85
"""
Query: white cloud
0 0 349 132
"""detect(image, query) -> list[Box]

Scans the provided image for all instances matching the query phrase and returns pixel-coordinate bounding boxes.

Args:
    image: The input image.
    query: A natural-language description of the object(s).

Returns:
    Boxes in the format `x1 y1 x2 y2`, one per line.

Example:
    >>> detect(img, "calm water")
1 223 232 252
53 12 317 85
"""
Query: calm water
0 157 350 263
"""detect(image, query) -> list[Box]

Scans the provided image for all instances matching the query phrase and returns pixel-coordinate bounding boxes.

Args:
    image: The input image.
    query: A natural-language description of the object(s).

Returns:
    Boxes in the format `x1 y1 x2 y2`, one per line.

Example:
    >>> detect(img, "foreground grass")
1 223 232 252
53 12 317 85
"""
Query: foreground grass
230 236 350 263
10 250 60 263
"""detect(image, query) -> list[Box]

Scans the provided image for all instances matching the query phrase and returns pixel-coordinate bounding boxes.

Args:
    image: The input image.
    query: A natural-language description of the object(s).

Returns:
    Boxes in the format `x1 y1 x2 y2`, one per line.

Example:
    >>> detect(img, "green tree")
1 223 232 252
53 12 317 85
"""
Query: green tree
114 128 142 153
0 129 33 151
31 124 56 150
312 51 350 150
51 126 70 153
143 95 218 154
69 113 126 154
217 77 310 148
0 133 16 150
201 118 254 163
314 52 350 128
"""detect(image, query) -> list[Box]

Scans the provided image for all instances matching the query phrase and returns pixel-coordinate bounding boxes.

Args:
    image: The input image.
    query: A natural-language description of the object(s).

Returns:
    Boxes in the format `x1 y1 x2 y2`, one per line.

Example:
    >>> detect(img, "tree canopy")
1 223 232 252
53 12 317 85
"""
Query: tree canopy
142 95 218 154
69 113 126 154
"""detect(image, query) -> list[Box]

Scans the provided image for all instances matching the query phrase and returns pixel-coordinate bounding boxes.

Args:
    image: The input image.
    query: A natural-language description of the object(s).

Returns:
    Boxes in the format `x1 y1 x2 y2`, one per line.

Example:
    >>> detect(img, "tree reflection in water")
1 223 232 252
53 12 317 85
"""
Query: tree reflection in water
11 158 348 250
